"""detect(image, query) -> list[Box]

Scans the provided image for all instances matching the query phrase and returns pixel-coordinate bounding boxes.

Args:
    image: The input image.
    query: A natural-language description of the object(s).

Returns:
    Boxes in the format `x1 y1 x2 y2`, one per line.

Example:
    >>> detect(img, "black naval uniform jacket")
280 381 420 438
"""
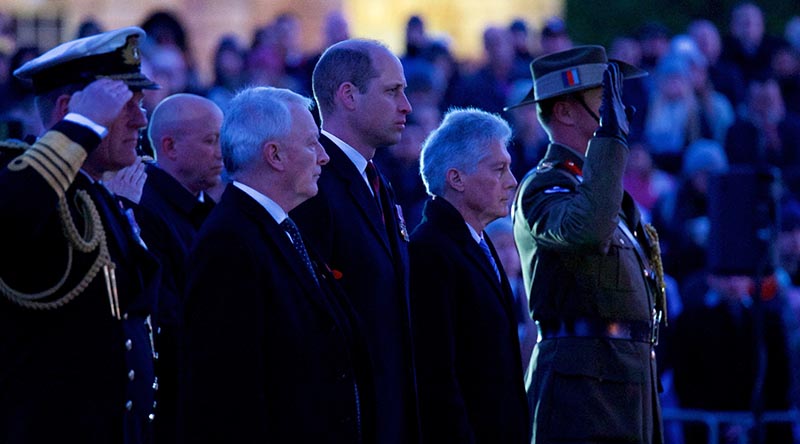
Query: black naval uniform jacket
410 197 530 444
512 139 664 444
0 122 160 444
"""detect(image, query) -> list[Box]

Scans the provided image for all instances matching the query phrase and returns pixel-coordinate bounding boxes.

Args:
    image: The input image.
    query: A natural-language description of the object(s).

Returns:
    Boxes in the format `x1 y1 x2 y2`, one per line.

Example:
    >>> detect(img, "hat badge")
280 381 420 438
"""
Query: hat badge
122 35 141 66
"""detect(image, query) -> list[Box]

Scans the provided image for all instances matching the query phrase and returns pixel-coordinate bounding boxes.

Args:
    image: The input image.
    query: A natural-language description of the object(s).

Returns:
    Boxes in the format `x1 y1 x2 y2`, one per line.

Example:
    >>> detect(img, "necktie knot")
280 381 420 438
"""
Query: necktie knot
280 217 319 286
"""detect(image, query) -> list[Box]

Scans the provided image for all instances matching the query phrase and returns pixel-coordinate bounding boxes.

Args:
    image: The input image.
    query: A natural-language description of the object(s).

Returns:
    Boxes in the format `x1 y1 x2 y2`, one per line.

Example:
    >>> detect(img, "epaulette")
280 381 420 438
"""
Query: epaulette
0 139 30 168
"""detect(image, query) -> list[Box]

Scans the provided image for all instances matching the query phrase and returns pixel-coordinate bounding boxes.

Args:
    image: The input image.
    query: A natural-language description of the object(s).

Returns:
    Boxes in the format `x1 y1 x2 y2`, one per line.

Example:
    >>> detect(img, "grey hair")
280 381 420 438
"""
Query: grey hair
312 39 385 118
221 86 313 175
419 107 512 197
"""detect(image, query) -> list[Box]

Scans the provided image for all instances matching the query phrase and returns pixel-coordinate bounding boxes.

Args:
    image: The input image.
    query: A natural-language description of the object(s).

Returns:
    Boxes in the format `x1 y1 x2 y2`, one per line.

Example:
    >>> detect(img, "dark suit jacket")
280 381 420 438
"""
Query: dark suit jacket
291 135 420 444
0 122 159 444
135 164 214 444
181 185 367 444
410 197 529 444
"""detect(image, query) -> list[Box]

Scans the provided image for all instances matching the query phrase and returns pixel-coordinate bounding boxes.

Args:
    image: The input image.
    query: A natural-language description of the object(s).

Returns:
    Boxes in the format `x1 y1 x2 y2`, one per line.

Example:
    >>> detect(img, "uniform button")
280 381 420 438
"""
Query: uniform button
651 350 656 360
153 377 159 391
123 312 129 320
644 269 650 278
125 400 133 411
128 370 135 381
148 414 155 422
619 237 625 245
153 401 158 409
125 339 132 351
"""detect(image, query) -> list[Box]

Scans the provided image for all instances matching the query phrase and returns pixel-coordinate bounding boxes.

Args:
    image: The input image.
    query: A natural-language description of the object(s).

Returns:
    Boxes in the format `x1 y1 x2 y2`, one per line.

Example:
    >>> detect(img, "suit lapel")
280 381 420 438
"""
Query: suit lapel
427 198 514 312
321 136 393 255
225 187 325 300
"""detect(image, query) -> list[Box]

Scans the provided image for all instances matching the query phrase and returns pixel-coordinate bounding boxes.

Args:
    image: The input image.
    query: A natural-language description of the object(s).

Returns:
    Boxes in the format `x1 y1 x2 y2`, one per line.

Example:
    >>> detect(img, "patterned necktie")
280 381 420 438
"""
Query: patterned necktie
365 160 385 224
280 217 319 286
479 237 501 282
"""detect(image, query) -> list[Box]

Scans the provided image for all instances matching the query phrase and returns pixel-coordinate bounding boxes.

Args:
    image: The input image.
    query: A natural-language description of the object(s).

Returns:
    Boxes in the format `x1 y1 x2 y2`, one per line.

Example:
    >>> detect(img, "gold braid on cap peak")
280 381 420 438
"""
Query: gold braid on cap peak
644 223 667 325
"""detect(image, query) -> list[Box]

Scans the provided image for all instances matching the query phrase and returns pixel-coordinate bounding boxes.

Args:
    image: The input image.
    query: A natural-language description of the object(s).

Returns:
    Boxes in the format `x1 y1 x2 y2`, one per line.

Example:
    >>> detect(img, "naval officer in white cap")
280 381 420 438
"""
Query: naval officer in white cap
0 27 162 444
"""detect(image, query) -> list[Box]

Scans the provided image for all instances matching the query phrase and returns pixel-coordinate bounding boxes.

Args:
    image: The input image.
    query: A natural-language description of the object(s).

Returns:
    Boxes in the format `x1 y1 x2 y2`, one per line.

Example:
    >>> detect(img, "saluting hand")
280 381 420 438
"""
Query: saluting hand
68 79 133 129
594 62 634 143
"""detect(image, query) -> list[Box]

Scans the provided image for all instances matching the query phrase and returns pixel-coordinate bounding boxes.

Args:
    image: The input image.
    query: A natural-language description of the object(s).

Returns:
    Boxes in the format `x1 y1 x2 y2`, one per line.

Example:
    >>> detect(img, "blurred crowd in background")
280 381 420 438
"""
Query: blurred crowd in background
2 2 800 442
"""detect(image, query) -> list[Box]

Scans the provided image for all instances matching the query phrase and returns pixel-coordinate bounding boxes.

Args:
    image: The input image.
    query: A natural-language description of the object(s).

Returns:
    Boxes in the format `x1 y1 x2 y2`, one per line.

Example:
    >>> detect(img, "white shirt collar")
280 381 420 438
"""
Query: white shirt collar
232 181 287 224
322 129 370 176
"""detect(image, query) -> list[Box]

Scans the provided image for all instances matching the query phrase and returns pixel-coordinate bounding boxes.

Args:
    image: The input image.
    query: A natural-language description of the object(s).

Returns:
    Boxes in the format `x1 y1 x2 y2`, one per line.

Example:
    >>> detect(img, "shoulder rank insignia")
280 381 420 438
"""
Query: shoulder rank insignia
536 161 554 173
543 186 572 194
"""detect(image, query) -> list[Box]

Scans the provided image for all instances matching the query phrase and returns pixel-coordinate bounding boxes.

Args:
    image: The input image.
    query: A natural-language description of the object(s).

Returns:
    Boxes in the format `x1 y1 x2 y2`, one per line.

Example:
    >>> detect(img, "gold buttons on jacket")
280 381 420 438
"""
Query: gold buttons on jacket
125 339 132 351
128 370 135 381
125 400 133 411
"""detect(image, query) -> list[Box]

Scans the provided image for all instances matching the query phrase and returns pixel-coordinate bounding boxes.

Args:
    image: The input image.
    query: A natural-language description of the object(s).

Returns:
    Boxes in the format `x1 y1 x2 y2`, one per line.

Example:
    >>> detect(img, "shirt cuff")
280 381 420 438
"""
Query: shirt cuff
63 112 108 138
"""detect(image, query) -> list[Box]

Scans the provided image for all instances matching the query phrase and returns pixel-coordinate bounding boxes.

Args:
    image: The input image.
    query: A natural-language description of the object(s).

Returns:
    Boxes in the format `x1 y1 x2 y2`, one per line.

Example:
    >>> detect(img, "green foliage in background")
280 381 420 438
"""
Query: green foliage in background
565 0 800 47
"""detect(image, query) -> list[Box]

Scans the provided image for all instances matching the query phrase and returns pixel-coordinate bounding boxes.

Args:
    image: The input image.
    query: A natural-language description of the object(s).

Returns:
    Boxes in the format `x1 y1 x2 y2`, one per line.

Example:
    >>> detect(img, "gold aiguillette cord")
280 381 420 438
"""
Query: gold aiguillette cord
103 263 121 320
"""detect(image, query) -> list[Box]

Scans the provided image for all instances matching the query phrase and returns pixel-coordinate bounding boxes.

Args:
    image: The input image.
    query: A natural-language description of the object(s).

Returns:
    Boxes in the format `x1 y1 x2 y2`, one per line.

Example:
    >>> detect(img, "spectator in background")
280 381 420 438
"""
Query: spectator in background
721 1 785 85
623 142 676 223
688 18 747 109
451 26 527 115
75 17 103 38
786 16 800 52
538 16 572 56
206 34 246 112
670 271 795 444
724 76 800 194
403 15 431 62
246 22 305 94
509 18 534 67
140 10 201 94
644 56 697 174
504 79 548 181
0 47 42 140
677 35 736 143
300 10 351 97
609 35 649 142
637 21 671 75
653 139 728 285
771 42 800 115
410 107 528 443
274 12 306 87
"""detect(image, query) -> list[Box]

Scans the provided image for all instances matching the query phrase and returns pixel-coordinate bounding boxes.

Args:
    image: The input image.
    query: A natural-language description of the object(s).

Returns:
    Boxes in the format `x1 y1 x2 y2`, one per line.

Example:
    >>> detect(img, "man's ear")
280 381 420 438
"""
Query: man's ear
553 100 577 126
54 94 72 121
445 168 465 192
262 140 284 171
336 82 358 111
160 136 178 161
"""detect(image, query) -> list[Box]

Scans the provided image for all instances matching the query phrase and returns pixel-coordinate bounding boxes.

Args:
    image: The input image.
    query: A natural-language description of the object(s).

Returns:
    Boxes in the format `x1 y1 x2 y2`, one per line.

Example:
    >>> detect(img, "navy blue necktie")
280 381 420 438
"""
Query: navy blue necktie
280 217 319 286
479 237 501 282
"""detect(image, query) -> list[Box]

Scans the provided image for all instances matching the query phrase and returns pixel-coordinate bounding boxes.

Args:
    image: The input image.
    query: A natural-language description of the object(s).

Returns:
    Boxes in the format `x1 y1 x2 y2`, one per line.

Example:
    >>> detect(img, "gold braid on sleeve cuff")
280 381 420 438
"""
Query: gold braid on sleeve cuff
7 131 87 197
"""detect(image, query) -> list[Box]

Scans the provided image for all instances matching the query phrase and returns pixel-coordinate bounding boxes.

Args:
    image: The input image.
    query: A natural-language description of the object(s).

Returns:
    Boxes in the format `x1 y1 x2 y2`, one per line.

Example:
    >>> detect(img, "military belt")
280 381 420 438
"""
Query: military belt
537 318 656 344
